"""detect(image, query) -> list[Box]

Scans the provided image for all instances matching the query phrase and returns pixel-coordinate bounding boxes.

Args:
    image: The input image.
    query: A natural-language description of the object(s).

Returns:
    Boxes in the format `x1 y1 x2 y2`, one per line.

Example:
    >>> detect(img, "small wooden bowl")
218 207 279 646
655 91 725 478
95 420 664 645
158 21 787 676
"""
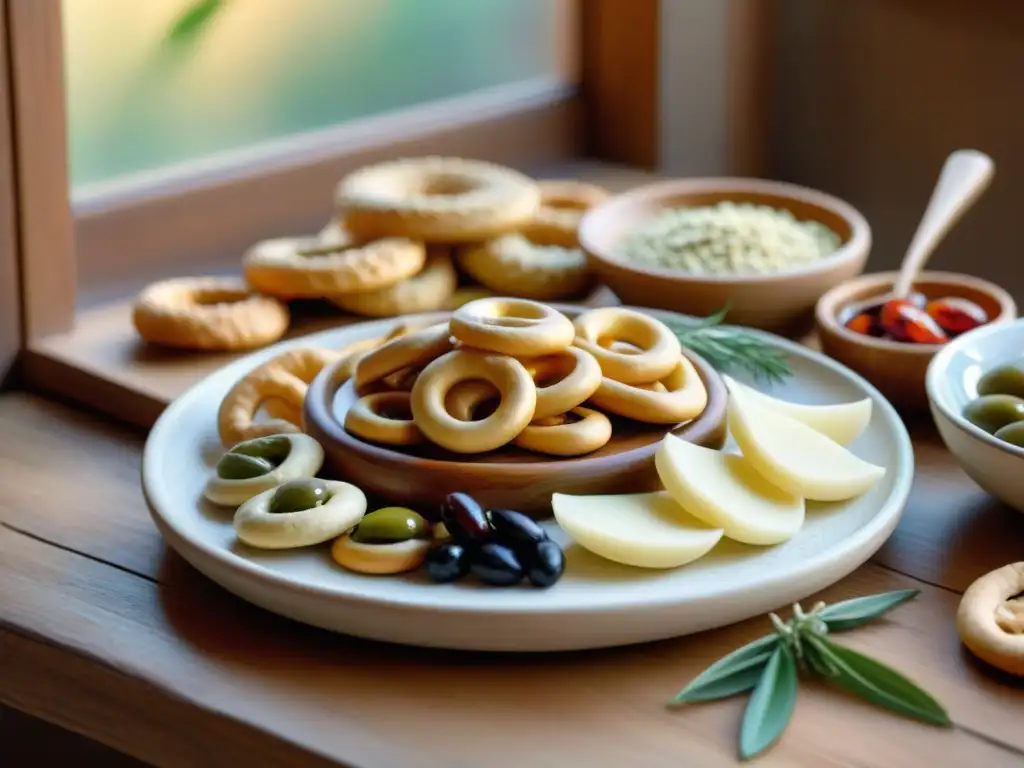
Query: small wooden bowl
578 178 872 335
815 271 1017 411
303 350 728 518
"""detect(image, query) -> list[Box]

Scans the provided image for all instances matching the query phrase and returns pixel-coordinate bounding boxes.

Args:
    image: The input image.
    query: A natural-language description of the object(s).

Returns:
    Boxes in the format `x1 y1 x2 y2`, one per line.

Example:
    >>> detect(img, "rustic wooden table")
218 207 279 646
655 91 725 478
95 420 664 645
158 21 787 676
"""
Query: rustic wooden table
1 387 1023 767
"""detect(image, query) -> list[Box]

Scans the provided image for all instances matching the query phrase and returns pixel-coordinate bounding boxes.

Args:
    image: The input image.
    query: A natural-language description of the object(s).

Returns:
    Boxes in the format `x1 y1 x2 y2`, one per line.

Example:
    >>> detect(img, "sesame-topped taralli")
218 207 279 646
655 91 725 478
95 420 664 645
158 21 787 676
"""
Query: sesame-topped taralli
336 157 541 243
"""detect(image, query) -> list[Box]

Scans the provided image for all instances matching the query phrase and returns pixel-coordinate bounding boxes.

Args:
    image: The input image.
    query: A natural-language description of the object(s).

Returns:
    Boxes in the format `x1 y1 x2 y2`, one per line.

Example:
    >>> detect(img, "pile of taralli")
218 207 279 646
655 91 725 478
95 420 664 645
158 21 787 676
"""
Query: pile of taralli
131 157 609 352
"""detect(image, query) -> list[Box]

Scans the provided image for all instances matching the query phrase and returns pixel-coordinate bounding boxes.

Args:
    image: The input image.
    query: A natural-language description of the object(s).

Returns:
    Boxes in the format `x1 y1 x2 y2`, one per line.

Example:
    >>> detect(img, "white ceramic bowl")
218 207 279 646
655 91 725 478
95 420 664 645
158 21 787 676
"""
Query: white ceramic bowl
926 318 1024 512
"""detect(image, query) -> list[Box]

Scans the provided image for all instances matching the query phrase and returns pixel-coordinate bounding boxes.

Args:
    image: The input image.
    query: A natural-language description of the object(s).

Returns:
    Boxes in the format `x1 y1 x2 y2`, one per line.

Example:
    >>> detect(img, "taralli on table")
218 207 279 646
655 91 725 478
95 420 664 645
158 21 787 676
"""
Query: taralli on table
243 235 426 298
520 346 603 420
956 562 1024 676
573 307 682 384
218 347 340 447
411 349 537 453
355 323 454 390
513 407 613 456
457 233 593 301
335 157 540 243
330 248 457 317
445 380 499 421
132 277 289 351
589 354 708 424
344 392 424 446
520 180 610 247
449 297 575 357
203 434 325 507
234 479 367 550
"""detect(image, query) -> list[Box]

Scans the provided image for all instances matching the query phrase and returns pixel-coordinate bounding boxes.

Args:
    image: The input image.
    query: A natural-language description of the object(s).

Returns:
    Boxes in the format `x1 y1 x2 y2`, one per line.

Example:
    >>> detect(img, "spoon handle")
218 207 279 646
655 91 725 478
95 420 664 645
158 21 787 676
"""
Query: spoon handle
892 149 995 298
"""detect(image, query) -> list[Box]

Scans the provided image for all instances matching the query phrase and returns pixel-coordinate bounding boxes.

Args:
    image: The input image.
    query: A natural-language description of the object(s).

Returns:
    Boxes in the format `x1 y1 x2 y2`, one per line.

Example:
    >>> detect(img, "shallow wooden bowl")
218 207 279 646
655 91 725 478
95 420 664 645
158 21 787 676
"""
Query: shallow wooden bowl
578 178 872 335
304 348 728 518
815 270 1017 411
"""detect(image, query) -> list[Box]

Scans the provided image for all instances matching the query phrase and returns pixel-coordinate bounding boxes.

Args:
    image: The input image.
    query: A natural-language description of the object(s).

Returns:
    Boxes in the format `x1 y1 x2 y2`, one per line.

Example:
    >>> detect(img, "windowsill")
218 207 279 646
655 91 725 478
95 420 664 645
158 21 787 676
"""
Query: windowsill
24 160 661 427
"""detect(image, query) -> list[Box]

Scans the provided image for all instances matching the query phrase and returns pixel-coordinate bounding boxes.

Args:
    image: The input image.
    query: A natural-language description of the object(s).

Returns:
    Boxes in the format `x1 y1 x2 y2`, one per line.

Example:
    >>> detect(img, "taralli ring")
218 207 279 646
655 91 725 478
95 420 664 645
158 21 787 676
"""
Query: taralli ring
334 322 419 385
445 380 500 421
243 235 426 298
234 479 367 550
355 323 454 390
573 307 682 384
589 354 708 424
132 277 289 351
957 562 1024 676
344 392 424 446
218 347 340 447
513 407 612 456
336 157 540 243
330 248 457 317
203 434 325 507
520 346 603 420
411 349 537 453
521 179 610 247
331 535 431 575
458 233 593 301
449 297 575 357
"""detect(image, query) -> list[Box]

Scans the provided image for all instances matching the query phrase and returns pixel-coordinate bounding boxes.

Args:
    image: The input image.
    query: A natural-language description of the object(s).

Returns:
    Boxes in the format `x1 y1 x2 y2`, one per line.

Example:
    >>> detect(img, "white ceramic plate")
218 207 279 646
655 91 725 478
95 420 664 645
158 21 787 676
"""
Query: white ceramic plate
143 312 914 652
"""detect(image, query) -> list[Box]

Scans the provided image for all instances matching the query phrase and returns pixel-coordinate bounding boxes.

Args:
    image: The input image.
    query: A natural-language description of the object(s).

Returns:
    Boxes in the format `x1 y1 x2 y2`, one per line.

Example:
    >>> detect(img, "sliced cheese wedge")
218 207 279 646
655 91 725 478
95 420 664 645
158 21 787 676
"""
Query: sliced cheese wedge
656 433 804 546
552 490 723 569
723 375 872 446
727 385 886 502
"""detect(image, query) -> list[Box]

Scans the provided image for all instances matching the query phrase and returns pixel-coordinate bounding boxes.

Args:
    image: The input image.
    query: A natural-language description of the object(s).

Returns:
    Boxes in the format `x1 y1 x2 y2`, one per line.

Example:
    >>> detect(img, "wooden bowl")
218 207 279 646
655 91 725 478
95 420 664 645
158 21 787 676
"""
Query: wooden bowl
303 349 728 518
815 271 1017 411
578 178 872 335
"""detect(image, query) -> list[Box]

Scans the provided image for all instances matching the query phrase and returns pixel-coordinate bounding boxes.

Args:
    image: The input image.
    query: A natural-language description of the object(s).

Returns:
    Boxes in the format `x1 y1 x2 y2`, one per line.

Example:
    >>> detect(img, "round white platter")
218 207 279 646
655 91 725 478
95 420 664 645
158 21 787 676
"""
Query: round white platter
143 311 914 652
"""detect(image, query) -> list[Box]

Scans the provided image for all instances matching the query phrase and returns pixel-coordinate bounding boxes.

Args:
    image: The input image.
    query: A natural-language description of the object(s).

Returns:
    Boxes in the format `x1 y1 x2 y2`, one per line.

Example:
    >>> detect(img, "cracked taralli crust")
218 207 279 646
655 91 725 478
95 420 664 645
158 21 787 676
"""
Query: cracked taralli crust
243 235 426 298
132 277 289 351
335 157 541 243
458 233 594 300
330 248 457 317
957 562 1024 676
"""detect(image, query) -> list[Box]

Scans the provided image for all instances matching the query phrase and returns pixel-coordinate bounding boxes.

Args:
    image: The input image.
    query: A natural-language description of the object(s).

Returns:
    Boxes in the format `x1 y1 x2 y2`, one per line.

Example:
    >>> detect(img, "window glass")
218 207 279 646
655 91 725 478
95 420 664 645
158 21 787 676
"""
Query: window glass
63 0 560 188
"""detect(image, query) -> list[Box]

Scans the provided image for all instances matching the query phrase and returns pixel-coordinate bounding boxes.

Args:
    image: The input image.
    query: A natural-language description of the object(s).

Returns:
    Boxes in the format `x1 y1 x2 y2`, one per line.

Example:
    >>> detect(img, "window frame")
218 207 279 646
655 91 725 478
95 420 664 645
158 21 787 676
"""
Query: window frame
5 0 774 410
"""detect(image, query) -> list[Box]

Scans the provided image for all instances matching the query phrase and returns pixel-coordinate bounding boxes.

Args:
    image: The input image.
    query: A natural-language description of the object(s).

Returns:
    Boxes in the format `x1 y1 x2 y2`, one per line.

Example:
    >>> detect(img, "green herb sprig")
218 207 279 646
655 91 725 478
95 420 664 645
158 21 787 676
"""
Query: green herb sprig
663 306 792 384
669 589 950 761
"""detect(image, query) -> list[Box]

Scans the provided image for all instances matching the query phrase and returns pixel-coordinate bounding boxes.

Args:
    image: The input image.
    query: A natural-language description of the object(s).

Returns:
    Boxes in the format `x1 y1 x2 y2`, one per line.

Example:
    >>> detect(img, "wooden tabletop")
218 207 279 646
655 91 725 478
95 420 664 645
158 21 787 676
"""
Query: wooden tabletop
1 391 1023 767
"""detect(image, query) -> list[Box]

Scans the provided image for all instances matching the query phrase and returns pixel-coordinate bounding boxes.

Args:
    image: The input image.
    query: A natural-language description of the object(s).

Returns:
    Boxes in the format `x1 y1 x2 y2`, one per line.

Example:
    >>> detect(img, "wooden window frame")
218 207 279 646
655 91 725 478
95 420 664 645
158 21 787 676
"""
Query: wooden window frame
3 0 774 419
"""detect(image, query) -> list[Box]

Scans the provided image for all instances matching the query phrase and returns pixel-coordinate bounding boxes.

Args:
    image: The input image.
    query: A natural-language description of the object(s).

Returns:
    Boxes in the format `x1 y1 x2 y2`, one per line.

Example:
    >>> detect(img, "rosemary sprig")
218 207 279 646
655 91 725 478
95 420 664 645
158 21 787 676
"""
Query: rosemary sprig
662 305 792 384
668 589 950 761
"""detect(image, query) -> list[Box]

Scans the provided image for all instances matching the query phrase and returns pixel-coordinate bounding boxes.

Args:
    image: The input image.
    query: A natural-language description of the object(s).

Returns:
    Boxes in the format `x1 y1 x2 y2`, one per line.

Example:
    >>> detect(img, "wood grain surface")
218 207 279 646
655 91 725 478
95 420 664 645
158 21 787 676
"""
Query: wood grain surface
1 393 1023 767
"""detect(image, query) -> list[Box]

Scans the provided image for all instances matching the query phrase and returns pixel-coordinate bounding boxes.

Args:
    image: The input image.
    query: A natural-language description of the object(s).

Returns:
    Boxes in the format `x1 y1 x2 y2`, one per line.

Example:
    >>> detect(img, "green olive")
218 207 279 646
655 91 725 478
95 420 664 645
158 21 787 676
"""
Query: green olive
216 452 274 480
994 421 1024 448
231 435 292 465
962 394 1024 435
977 364 1024 399
269 478 330 514
350 506 428 544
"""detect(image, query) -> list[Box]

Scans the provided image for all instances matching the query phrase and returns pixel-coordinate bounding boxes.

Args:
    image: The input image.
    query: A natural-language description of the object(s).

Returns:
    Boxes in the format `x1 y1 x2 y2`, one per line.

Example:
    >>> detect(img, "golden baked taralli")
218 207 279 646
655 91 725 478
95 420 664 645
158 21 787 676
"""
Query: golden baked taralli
234 478 367 549
336 156 540 243
573 307 682 384
521 179 610 247
344 391 424 446
203 433 325 507
520 346 602 420
450 297 575 357
957 562 1024 676
589 354 708 424
330 248 457 317
354 323 454 390
331 535 431 575
444 380 499 421
513 407 612 456
458 233 592 301
411 349 537 453
218 347 340 447
132 277 289 351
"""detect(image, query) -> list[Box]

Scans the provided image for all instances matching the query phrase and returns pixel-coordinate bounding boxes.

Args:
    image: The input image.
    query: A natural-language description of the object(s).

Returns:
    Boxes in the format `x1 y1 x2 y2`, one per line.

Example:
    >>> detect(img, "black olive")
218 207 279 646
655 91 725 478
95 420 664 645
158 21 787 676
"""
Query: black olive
521 540 566 588
440 492 493 546
470 543 523 587
424 543 471 583
488 509 548 552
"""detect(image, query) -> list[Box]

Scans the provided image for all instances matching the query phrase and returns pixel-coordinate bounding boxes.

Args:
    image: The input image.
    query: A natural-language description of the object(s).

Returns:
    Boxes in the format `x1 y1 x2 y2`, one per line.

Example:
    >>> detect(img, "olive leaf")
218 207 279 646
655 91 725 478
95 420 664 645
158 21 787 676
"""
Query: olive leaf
739 645 799 761
165 0 224 45
805 636 951 726
817 589 920 631
669 634 778 705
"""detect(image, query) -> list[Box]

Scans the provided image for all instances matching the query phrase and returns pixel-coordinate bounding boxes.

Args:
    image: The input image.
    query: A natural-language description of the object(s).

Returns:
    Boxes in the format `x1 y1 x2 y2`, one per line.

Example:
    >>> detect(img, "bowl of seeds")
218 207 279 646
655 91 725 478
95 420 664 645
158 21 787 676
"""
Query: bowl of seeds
578 177 871 334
